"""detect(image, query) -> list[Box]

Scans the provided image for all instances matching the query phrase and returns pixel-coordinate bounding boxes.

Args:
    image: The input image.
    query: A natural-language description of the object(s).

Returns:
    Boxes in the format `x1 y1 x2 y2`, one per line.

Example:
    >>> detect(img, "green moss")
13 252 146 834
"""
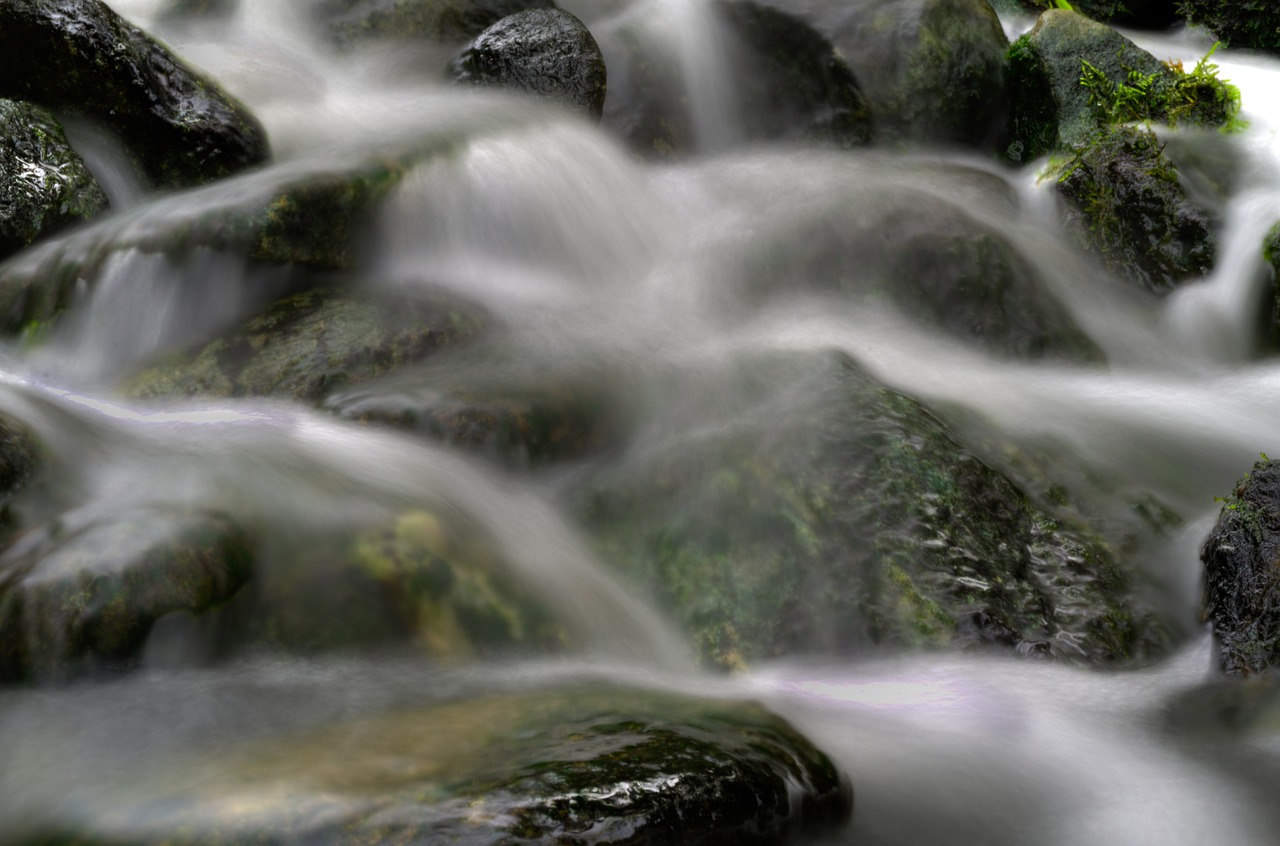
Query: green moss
1179 0 1280 53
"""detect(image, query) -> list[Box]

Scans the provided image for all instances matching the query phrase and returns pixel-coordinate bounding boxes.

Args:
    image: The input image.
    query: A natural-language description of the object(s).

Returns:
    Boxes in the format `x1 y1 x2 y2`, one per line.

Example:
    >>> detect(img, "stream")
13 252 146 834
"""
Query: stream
4 1 1280 844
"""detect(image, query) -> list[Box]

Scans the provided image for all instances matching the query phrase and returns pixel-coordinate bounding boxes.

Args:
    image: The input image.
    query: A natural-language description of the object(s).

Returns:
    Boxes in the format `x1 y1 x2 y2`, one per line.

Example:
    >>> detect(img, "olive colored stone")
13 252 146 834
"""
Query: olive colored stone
0 0 269 192
214 509 565 657
313 0 557 49
24 688 852 845
0 100 108 261
0 505 252 683
1200 458 1280 677
576 352 1165 670
125 287 484 404
449 9 607 120
1056 126 1215 292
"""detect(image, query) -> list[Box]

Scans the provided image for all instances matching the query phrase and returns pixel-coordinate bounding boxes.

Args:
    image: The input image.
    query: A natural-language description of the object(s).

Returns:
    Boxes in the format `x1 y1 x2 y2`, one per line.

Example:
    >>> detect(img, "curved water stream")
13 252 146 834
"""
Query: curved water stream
4 2 1280 844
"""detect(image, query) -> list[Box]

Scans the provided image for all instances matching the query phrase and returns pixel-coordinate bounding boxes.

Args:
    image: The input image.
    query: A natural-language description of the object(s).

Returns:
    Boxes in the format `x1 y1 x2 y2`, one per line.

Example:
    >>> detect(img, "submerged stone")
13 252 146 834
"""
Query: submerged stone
125 286 484 405
0 100 109 261
449 9 607 120
1056 126 1216 292
1200 458 1280 677
23 687 852 844
597 0 872 158
0 0 270 192
576 352 1165 670
213 509 566 657
0 505 251 683
313 0 557 49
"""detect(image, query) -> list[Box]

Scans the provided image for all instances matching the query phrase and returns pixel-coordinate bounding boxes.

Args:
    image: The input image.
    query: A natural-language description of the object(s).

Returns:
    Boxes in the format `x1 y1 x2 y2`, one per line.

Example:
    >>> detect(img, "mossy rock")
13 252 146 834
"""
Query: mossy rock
777 0 1009 148
208 509 566 657
1200 458 1280 677
996 0 1181 29
1056 125 1216 292
1181 0 1280 53
0 0 269 192
734 173 1102 361
124 286 484 404
0 99 109 262
0 505 252 684
596 0 872 158
1266 221 1280 340
449 9 607 121
332 374 620 468
312 0 557 49
575 352 1166 670
0 155 416 338
22 687 852 845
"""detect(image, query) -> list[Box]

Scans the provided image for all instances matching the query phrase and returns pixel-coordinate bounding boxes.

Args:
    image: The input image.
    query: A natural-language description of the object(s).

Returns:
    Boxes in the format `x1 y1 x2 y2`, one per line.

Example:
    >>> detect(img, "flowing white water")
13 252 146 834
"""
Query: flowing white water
4 3 1280 845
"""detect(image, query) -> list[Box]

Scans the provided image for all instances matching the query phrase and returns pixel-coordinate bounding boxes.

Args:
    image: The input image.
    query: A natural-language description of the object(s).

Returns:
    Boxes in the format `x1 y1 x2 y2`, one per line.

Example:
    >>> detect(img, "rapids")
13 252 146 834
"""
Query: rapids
4 1 1280 844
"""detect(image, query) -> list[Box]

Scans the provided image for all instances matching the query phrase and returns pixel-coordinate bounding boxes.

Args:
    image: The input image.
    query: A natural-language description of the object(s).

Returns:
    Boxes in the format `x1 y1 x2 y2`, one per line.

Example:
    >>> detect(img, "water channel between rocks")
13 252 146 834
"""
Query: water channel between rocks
5 1 1280 844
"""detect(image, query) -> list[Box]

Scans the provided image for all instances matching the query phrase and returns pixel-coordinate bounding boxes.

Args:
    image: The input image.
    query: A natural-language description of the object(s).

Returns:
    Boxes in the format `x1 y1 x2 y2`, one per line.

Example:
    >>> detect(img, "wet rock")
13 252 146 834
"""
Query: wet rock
736 169 1102 361
449 9 607 120
0 156 413 336
769 0 1009 148
0 0 270 192
1181 0 1280 54
576 352 1166 670
332 372 619 468
1056 126 1216 292
216 509 565 657
0 414 40 538
995 0 1181 29
0 505 252 683
313 0 557 49
25 687 852 845
1004 9 1240 162
124 286 484 405
1200 458 1280 677
597 0 872 158
0 100 109 261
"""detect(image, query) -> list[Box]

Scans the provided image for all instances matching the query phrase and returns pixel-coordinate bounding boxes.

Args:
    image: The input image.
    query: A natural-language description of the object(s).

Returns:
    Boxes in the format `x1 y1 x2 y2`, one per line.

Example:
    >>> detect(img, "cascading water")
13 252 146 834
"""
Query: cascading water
5 1 1280 844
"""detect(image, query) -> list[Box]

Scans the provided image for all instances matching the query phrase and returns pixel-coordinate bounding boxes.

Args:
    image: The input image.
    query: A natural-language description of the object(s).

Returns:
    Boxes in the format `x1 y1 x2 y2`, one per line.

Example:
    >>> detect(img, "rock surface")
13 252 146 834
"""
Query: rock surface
1201 458 1280 677
0 505 252 683
1181 0 1280 54
450 9 607 120
597 0 872 157
22 687 853 845
314 0 557 48
0 0 270 192
1056 126 1216 292
125 286 484 404
0 100 109 262
576 352 1165 670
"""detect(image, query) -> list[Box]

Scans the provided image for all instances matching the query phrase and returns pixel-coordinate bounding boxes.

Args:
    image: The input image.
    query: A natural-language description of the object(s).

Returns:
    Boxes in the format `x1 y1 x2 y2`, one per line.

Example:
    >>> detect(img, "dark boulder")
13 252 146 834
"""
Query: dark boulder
993 0 1181 29
576 352 1167 670
313 0 557 49
449 9 607 120
769 0 1009 148
0 505 252 683
597 0 872 157
1201 458 1280 677
24 687 852 845
0 100 108 262
1181 0 1280 53
125 286 484 404
734 167 1102 361
0 0 269 192
1056 126 1216 292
